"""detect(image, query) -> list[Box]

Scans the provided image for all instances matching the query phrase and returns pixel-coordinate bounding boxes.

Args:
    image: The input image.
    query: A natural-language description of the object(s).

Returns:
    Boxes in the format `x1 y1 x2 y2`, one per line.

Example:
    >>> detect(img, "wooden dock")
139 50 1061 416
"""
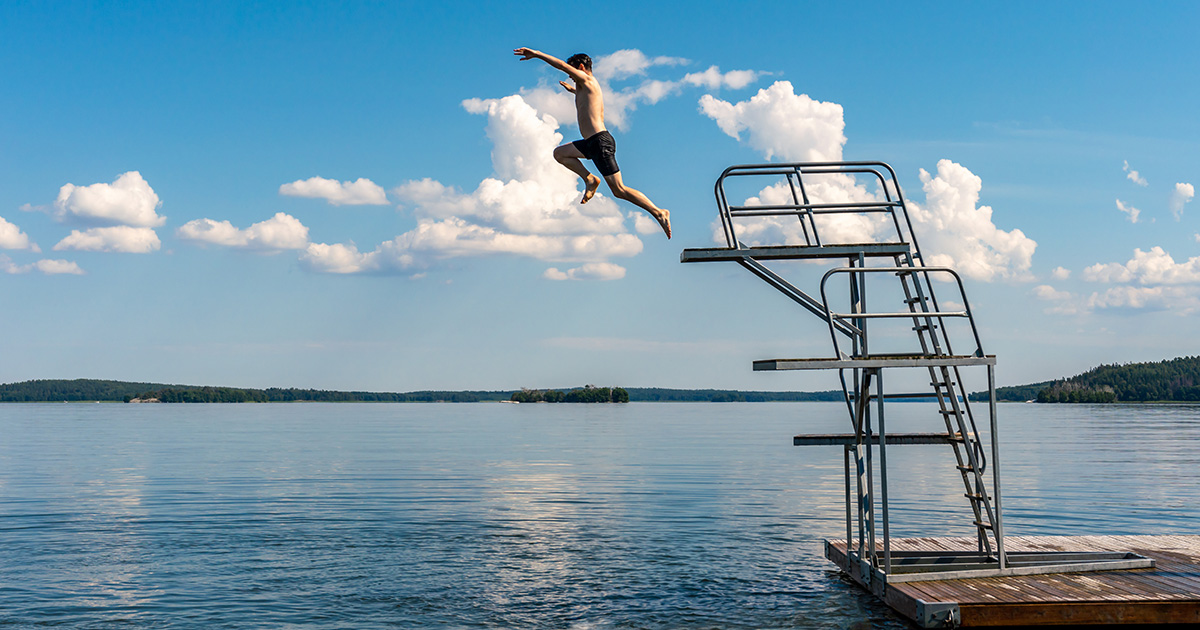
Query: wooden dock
828 535 1200 627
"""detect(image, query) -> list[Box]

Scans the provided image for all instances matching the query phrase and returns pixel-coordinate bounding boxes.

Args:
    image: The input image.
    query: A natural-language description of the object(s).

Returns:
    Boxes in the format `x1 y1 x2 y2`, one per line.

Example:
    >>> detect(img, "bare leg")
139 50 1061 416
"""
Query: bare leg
553 143 601 204
604 172 671 239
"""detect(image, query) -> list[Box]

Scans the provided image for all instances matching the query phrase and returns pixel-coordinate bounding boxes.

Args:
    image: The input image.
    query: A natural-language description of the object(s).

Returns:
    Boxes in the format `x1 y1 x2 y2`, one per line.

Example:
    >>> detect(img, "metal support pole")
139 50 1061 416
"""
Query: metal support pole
988 364 1006 569
876 368 891 575
844 445 853 554
855 425 865 558
863 381 877 568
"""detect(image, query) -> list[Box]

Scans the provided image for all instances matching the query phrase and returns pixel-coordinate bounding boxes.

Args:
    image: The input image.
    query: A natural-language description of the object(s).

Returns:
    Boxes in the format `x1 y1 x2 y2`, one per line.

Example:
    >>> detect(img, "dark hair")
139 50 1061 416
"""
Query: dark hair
566 53 592 71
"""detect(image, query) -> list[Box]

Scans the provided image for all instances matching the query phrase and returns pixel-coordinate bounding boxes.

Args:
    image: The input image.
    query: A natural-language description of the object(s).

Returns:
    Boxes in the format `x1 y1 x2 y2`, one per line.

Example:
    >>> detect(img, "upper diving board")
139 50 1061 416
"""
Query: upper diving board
680 243 912 264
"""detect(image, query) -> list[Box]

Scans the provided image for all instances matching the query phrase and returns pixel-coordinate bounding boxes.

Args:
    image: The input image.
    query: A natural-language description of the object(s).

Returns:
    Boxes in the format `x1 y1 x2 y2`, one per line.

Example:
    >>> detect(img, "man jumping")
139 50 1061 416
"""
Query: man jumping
514 47 671 239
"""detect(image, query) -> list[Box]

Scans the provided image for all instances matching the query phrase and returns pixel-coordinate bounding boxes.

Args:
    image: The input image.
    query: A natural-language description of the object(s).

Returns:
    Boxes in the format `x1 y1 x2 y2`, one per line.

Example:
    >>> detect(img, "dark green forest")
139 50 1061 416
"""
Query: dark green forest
970 356 1200 403
510 386 630 403
1034 356 1200 403
0 379 839 403
9 358 1198 404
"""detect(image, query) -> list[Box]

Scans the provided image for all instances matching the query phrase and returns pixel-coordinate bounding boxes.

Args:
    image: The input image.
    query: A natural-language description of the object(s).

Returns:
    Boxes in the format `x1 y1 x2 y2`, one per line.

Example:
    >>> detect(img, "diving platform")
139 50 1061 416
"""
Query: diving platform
754 354 996 371
680 160 1165 626
680 242 912 263
828 535 1200 627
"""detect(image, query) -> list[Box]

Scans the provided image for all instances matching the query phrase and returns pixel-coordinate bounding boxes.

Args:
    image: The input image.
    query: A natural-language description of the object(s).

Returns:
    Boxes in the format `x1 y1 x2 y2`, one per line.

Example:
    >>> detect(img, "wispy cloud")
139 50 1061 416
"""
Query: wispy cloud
542 336 744 353
54 226 161 253
699 81 1036 282
1116 198 1141 223
279 176 388 206
0 215 39 252
543 262 626 281
306 93 643 277
1 254 84 275
1123 160 1148 186
1169 182 1194 221
177 213 309 252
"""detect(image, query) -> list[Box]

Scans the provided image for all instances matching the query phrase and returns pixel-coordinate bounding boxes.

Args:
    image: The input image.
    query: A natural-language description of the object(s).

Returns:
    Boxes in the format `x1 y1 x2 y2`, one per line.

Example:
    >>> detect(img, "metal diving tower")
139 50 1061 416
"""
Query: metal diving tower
680 161 1153 596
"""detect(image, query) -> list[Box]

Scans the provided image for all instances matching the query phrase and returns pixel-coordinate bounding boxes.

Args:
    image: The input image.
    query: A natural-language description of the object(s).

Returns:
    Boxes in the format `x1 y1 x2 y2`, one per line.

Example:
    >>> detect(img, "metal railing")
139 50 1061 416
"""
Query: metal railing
713 161 916 250
818 266 986 361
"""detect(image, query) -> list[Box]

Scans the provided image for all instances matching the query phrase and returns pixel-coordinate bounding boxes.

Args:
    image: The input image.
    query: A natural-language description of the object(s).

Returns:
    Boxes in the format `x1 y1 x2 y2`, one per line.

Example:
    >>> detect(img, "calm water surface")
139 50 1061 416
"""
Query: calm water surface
1 402 1197 628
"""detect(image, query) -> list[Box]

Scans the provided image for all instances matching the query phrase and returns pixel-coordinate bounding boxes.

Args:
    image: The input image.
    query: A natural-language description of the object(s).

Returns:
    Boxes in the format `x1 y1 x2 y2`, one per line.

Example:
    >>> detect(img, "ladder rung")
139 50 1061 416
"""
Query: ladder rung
947 433 965 443
938 409 962 416
931 381 955 388
964 492 991 501
912 324 937 332
956 465 977 473
973 520 995 530
904 297 925 304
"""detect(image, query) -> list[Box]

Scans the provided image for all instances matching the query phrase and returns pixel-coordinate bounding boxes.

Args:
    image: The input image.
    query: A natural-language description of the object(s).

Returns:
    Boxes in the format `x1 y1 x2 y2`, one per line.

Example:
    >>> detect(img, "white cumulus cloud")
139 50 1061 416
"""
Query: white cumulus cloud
0 255 84 275
33 259 85 275
1051 246 1200 315
1083 247 1200 285
0 216 38 251
177 213 309 252
1115 198 1141 223
1032 284 1081 315
700 81 846 162
543 262 627 281
279 176 388 206
53 226 161 253
310 94 644 278
683 66 762 90
519 50 763 133
1169 182 1194 220
698 82 1035 282
54 171 164 227
1052 266 1071 280
909 161 1036 281
1123 160 1148 186
592 49 688 82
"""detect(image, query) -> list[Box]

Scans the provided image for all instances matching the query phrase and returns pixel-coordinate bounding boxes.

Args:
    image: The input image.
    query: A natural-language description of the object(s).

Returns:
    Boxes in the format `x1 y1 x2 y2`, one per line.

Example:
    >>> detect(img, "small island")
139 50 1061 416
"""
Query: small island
510 386 628 403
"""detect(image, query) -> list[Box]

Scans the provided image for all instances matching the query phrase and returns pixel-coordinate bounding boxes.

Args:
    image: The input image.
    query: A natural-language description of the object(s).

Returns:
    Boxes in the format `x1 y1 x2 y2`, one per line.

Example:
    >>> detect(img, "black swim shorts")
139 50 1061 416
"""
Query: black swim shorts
572 130 620 177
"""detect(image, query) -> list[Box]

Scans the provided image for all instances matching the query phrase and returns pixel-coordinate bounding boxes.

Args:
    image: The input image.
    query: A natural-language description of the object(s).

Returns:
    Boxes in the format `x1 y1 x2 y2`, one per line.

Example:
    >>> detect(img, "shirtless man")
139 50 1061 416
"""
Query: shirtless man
514 47 671 239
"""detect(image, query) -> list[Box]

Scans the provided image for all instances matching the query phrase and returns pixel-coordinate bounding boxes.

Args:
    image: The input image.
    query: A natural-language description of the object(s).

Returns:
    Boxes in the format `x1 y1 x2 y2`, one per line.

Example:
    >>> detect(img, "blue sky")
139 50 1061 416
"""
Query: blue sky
2 1 1198 392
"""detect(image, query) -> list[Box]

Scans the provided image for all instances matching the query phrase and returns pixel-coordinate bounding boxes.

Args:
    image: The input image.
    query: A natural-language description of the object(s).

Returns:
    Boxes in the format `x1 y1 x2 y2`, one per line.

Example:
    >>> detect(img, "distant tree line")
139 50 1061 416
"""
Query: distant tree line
1034 356 1200 403
0 379 872 404
624 388 843 402
0 379 173 402
969 356 1200 403
128 387 514 403
511 386 629 403
968 381 1054 403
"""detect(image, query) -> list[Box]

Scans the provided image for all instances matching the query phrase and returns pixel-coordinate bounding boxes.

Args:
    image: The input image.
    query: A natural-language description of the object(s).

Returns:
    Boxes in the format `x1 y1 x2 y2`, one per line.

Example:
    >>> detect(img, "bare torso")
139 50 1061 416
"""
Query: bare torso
573 74 606 138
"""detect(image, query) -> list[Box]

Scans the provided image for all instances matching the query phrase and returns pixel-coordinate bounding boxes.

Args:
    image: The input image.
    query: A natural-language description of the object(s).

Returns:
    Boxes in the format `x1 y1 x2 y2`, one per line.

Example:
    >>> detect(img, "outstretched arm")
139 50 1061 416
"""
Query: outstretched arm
514 47 588 83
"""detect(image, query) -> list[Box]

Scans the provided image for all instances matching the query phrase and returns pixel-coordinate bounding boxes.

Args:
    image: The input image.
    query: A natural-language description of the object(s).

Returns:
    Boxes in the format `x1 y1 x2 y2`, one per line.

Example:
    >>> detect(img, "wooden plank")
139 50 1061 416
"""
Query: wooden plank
829 535 1200 626
959 601 1200 626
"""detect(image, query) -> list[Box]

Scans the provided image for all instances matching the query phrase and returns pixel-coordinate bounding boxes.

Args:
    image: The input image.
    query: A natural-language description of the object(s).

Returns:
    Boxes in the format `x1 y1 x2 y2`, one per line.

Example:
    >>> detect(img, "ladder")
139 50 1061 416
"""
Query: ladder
681 161 1152 589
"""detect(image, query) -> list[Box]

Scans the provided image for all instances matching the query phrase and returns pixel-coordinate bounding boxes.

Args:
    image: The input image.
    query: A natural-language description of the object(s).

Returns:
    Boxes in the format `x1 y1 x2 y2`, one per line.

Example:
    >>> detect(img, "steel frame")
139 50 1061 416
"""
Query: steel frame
681 160 1155 588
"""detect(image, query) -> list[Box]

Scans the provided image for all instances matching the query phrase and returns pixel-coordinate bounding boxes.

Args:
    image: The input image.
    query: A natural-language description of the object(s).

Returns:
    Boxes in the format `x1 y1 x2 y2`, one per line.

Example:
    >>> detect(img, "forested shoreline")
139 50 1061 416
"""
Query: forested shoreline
7 357 1199 404
0 380 842 403
980 356 1200 403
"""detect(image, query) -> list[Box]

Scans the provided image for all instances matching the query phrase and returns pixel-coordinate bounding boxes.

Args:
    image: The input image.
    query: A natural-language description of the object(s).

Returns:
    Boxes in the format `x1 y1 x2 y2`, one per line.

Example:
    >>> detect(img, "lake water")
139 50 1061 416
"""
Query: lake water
1 402 1198 628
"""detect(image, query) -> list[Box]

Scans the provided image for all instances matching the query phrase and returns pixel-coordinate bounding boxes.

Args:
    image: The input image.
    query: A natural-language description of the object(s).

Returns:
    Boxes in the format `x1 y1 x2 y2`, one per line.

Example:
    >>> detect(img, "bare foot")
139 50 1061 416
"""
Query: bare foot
580 176 600 204
656 209 672 239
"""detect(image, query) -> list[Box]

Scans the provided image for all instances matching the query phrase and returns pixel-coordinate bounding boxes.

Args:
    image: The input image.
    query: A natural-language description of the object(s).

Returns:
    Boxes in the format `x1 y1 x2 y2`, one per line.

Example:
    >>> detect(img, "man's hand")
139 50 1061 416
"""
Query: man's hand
559 80 576 93
513 47 539 61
